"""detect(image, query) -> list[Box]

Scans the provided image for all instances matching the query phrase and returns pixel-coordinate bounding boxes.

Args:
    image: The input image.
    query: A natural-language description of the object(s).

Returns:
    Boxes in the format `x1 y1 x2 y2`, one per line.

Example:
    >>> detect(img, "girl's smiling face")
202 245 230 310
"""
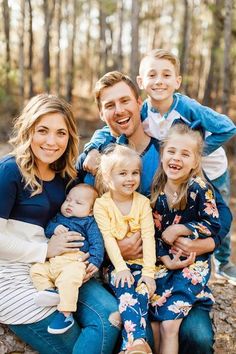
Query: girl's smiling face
162 133 198 184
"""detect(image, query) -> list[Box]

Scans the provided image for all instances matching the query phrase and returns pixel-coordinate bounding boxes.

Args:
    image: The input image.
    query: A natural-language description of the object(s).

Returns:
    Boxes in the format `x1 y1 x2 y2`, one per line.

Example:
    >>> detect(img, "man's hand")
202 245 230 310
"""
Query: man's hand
83 149 101 175
162 224 192 246
171 236 215 257
118 231 143 260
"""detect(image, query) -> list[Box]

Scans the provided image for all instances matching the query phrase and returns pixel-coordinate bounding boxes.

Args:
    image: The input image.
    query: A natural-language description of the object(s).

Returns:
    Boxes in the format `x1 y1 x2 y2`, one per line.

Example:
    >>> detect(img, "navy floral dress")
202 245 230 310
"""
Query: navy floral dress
150 176 221 321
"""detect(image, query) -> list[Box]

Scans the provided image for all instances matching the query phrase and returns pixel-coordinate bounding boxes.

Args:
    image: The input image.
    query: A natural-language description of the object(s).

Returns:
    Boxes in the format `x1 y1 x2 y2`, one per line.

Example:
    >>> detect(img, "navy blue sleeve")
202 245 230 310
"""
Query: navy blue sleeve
0 158 18 219
213 186 232 248
86 218 104 268
45 219 57 238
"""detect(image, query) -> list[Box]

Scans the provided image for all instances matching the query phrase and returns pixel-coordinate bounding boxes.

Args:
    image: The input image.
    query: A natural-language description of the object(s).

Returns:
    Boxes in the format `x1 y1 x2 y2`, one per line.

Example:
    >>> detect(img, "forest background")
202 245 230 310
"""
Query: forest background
0 0 235 353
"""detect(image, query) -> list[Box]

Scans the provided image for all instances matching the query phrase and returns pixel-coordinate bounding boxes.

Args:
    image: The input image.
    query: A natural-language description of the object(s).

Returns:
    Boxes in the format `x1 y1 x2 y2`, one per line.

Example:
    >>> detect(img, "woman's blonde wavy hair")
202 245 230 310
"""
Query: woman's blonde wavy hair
9 93 79 195
150 124 205 210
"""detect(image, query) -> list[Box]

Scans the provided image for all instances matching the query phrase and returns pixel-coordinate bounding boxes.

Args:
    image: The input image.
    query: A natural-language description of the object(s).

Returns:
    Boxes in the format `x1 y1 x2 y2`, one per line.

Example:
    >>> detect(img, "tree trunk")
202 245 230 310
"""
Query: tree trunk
66 0 77 102
180 0 192 94
130 0 140 82
19 0 25 100
203 0 223 108
98 0 108 76
2 0 10 93
222 0 233 115
56 0 62 96
116 0 124 71
27 0 34 97
43 0 56 92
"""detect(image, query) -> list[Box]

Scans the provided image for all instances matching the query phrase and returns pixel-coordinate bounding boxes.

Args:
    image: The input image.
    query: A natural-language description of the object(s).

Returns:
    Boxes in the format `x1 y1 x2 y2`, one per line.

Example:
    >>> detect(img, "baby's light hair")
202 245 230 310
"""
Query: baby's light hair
139 48 180 76
95 144 141 196
71 183 98 202
151 123 205 209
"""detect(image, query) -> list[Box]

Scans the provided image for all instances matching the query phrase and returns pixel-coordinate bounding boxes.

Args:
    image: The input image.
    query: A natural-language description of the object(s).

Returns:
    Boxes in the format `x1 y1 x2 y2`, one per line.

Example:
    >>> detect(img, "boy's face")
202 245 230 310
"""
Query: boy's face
137 57 182 107
99 81 143 138
61 187 95 218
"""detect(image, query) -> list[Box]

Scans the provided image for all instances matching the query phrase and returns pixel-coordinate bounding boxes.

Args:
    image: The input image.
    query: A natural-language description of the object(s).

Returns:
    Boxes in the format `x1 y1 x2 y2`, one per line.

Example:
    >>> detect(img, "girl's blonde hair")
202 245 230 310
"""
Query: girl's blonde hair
95 144 141 196
9 93 79 195
150 124 204 209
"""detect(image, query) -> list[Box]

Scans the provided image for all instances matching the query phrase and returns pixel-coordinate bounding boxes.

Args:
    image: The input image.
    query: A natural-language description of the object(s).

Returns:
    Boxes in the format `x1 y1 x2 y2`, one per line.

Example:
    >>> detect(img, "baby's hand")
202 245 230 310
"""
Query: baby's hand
54 225 69 235
139 275 156 298
83 149 101 175
86 263 99 277
115 270 134 288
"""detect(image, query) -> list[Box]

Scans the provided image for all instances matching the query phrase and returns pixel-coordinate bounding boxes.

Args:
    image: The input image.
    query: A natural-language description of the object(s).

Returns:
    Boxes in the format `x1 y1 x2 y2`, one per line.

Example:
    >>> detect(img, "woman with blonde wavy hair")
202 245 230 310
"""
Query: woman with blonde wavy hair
0 93 119 354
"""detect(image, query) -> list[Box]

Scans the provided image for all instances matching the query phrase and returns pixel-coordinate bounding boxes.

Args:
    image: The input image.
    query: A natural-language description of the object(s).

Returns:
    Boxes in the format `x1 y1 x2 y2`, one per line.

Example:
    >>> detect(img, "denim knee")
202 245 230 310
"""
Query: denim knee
179 308 214 354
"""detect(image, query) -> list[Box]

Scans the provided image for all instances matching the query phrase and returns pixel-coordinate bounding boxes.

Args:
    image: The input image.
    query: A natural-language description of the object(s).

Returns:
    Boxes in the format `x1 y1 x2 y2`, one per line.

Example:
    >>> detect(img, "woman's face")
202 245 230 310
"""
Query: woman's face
31 112 69 170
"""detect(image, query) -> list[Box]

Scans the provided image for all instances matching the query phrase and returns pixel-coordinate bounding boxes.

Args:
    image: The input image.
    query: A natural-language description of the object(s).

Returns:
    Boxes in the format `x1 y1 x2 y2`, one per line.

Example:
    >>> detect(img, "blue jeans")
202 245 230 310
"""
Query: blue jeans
9 279 120 354
211 171 231 265
179 307 214 354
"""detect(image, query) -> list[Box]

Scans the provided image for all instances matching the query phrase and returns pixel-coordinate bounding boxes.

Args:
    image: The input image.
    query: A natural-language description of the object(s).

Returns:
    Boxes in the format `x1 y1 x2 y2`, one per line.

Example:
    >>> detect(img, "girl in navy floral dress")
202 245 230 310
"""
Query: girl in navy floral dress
149 124 221 354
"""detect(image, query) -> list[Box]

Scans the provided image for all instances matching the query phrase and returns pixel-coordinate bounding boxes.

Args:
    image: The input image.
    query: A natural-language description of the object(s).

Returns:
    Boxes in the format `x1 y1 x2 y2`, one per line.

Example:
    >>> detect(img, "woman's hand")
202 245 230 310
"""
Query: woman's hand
46 231 85 258
114 269 134 288
118 231 143 261
139 276 156 298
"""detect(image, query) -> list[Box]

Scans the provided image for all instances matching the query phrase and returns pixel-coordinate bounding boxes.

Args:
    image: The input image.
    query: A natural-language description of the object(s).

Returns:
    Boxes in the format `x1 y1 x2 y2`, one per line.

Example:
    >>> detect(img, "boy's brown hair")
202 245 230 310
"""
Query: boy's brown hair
139 49 180 76
94 71 140 110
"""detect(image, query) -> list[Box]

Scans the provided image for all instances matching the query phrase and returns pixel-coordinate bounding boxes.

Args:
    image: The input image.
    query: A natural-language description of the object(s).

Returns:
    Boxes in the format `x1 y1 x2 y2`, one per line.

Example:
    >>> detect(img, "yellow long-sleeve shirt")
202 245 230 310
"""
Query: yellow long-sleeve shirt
94 191 156 278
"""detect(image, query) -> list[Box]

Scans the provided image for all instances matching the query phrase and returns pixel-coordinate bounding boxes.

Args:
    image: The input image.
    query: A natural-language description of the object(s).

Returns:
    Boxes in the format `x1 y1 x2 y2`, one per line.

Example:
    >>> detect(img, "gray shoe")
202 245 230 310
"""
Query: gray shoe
215 261 236 285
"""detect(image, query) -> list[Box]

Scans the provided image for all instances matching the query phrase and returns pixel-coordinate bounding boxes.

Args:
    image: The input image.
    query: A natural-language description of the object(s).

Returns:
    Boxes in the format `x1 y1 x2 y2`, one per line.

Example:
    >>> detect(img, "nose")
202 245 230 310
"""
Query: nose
114 102 124 114
45 133 56 145
155 75 163 85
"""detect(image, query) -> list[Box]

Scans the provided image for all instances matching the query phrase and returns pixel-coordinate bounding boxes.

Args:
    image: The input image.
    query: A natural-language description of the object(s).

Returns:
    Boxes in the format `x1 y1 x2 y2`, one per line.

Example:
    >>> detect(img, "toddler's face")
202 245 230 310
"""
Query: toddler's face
61 187 95 218
137 57 181 106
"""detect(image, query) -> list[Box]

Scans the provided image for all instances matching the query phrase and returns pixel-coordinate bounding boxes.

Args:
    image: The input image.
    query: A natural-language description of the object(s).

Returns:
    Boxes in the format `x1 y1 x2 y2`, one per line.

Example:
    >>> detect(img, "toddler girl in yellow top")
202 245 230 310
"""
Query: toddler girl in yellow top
94 144 156 354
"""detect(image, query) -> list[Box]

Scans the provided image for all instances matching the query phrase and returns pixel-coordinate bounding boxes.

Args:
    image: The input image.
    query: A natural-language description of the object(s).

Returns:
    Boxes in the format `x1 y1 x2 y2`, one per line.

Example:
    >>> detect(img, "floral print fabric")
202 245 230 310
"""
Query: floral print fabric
150 177 220 321
109 263 149 350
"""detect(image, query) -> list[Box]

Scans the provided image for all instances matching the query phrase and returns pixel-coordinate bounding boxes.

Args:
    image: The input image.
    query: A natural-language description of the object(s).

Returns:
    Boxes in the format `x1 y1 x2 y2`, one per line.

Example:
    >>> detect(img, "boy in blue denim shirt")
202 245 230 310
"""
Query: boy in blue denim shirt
84 49 236 284
31 183 104 335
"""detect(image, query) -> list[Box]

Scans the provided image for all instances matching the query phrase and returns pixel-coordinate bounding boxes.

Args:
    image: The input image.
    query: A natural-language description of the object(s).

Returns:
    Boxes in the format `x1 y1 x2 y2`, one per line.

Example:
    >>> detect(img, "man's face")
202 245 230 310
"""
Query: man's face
99 81 142 138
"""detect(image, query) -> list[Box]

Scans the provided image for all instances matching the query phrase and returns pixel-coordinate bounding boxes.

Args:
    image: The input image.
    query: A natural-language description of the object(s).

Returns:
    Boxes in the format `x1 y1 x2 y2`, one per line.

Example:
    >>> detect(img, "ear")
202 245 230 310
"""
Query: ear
136 75 144 89
175 76 182 90
137 96 143 111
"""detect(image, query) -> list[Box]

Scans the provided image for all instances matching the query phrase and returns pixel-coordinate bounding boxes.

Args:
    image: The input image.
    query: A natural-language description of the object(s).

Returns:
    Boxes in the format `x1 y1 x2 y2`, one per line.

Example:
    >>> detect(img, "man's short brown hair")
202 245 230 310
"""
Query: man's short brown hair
94 71 140 110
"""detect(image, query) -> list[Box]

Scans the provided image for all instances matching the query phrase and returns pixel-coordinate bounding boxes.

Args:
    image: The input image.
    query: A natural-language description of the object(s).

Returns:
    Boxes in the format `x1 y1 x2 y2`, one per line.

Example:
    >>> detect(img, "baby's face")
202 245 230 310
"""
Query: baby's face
61 187 95 218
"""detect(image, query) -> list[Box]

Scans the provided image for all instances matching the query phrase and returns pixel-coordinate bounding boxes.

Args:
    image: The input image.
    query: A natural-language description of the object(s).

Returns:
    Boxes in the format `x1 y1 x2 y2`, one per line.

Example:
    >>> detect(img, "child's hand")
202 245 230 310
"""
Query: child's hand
83 149 101 175
54 225 69 235
86 263 99 277
162 250 196 270
115 270 134 288
139 276 156 298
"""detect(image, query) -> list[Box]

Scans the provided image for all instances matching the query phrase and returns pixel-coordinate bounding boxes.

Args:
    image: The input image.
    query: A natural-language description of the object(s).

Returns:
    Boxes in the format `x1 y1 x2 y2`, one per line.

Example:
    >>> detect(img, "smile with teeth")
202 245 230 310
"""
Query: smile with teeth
117 117 130 125
169 164 181 170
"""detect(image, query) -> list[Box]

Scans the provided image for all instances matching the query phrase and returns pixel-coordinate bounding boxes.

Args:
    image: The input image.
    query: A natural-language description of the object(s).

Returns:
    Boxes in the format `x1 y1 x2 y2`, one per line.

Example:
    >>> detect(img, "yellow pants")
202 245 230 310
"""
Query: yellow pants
30 252 86 312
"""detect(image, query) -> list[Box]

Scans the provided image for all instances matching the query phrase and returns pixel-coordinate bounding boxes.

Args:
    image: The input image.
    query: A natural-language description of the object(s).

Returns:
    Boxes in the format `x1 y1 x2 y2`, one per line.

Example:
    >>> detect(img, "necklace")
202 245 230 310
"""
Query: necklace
164 186 179 205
